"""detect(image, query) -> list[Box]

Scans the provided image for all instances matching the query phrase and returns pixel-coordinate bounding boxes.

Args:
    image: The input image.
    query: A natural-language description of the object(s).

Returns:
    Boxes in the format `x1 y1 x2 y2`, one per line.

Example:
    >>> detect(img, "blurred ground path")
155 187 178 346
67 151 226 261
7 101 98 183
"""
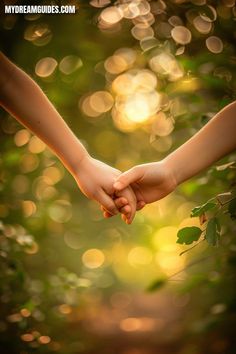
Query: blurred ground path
64 290 187 354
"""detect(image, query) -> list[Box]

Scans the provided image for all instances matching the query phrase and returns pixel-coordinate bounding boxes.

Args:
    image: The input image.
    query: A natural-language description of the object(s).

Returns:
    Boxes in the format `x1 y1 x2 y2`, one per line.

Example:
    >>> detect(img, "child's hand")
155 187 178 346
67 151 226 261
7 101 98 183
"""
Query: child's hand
74 155 137 224
113 161 177 211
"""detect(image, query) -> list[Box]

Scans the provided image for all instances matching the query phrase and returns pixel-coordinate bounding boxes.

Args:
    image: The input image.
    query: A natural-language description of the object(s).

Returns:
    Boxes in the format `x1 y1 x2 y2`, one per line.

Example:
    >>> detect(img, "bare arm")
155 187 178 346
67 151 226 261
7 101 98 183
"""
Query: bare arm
0 52 88 176
165 101 236 185
0 52 136 222
114 101 236 208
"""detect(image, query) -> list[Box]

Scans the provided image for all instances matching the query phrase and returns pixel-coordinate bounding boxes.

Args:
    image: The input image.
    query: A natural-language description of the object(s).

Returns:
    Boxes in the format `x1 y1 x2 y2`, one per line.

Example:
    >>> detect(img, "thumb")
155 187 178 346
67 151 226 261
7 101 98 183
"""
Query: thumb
113 166 143 191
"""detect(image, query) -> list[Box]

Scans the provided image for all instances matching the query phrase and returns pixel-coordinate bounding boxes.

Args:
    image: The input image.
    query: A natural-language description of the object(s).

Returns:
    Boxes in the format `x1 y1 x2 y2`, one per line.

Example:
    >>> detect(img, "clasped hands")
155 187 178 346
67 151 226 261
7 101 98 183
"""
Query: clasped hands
74 153 177 224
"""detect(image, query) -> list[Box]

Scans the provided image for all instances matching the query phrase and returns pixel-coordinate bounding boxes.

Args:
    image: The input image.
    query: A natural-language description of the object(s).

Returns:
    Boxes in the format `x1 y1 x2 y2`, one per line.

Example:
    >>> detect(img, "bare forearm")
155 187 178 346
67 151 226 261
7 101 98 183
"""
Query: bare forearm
0 53 88 176
164 101 236 185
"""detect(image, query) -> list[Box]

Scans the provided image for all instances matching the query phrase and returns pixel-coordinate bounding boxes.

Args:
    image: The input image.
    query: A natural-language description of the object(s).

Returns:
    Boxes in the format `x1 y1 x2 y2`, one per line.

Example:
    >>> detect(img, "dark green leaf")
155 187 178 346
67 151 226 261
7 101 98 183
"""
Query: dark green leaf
205 218 221 246
191 201 216 217
177 227 202 245
147 278 167 292
228 198 236 220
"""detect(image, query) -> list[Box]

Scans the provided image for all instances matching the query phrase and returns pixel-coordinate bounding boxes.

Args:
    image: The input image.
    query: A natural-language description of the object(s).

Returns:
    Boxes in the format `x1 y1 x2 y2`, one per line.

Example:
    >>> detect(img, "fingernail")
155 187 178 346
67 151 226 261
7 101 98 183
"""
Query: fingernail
114 182 123 190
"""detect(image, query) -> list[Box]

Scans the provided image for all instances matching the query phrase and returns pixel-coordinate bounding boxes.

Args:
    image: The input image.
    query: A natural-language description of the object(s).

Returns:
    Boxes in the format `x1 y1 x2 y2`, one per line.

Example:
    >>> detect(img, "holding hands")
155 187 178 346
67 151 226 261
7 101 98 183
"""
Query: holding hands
113 100 236 220
1 51 236 224
114 161 177 210
0 52 135 224
102 161 177 220
74 154 137 224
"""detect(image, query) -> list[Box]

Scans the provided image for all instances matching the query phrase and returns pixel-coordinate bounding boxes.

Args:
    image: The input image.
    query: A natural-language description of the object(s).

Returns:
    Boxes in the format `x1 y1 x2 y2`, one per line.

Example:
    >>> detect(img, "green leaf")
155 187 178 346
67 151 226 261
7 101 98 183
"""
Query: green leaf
147 278 167 292
228 198 236 220
205 218 221 246
191 201 216 217
177 227 202 245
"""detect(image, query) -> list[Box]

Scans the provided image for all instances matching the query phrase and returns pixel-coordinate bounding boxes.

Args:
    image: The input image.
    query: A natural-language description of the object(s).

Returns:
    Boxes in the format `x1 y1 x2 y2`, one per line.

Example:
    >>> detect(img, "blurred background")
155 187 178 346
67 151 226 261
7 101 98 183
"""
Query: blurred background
0 1 236 353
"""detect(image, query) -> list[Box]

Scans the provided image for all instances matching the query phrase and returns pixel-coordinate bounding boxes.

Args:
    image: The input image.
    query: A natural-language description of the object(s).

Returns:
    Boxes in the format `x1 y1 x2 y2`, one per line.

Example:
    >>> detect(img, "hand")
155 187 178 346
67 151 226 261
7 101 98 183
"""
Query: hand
74 155 137 224
113 160 177 211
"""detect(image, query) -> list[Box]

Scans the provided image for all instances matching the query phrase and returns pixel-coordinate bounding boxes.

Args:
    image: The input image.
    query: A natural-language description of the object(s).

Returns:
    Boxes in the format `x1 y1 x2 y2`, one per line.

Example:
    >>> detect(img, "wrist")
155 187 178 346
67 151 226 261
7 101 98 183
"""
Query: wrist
66 142 91 178
161 156 179 189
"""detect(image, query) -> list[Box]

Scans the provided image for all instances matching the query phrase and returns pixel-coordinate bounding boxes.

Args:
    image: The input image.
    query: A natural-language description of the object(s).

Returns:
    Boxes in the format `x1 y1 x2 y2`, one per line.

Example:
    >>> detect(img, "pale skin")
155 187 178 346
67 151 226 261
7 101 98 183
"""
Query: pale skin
105 100 236 218
0 52 136 224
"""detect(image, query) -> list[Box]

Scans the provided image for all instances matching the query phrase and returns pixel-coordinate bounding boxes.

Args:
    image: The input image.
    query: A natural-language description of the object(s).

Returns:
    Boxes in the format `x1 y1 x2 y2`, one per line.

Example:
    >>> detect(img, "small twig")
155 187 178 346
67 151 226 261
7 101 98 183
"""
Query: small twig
179 239 205 256
216 196 223 207
168 254 214 281
221 197 235 206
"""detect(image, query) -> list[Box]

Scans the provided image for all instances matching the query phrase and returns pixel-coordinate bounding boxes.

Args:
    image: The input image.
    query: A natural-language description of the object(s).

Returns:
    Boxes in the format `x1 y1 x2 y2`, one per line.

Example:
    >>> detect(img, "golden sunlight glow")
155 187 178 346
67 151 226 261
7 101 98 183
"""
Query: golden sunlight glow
28 136 46 154
81 91 114 117
168 15 183 26
21 333 34 342
168 77 202 93
43 166 63 185
58 304 72 315
152 226 179 250
112 73 135 95
171 26 192 45
120 317 156 332
178 217 202 229
82 249 105 269
156 252 185 273
120 317 142 331
149 52 184 81
64 231 82 250
128 246 153 267
152 112 174 137
20 153 39 173
20 308 31 318
38 335 51 344
59 55 83 75
14 129 31 147
90 0 110 7
124 92 154 123
81 96 101 117
90 91 114 113
104 55 128 74
131 24 154 40
110 68 160 128
22 200 37 217
206 36 223 53
35 57 57 77
193 16 212 34
24 241 39 255
100 6 123 25
24 23 52 46
48 200 72 223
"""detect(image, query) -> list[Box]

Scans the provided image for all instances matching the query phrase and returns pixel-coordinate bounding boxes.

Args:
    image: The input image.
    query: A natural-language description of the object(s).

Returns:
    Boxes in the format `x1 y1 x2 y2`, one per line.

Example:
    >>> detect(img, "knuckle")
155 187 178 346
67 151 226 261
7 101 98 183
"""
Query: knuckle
132 165 140 174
